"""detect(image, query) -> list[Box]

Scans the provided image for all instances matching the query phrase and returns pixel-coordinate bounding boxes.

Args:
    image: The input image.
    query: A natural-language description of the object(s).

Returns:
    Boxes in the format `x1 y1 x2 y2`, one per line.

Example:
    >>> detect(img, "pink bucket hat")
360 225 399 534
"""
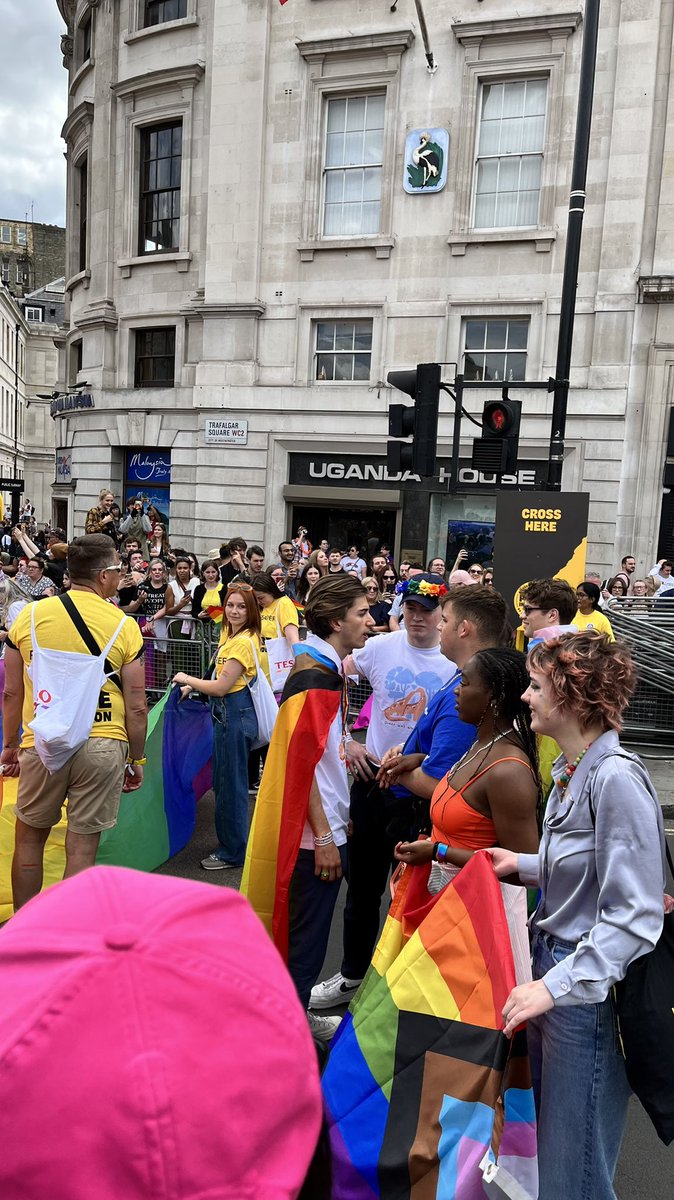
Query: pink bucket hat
0 867 323 1199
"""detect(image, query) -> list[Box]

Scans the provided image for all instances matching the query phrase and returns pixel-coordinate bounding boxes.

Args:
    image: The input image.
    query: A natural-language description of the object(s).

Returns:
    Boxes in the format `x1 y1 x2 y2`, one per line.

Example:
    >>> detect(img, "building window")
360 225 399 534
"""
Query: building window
473 79 547 229
16 263 29 287
463 318 529 381
1 261 8 283
323 94 385 237
0 226 10 244
144 0 187 26
25 307 43 322
78 14 92 66
134 327 176 387
315 319 372 382
139 122 182 254
78 155 89 272
16 228 27 246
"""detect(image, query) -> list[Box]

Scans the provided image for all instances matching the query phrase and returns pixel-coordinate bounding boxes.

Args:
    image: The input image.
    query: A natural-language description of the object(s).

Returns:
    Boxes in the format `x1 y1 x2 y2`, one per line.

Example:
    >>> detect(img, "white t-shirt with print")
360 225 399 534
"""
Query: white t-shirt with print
352 630 456 764
299 634 350 851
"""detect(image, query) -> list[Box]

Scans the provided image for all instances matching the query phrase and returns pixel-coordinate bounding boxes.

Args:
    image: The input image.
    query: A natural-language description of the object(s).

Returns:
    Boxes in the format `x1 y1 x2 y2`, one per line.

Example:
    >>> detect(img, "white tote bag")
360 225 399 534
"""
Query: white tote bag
265 609 295 694
28 601 128 774
248 640 279 749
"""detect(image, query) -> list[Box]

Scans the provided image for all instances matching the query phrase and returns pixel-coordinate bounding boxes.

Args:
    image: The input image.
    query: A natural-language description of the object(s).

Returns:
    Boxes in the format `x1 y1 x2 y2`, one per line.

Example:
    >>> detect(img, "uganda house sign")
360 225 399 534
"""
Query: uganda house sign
403 128 449 194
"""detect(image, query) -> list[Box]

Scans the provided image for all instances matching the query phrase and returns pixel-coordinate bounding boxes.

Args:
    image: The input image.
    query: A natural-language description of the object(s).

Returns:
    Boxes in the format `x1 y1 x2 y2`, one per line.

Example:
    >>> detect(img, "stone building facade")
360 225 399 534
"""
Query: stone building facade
0 286 27 521
0 219 66 300
54 0 674 573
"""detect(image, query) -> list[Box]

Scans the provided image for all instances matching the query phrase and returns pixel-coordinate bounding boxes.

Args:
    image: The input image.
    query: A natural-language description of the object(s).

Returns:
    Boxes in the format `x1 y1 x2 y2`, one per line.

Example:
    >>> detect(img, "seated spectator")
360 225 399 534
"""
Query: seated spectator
341 545 367 579
362 576 391 634
305 549 329 578
0 866 324 1200
606 575 628 599
192 560 227 629
22 558 55 600
574 582 615 640
649 559 673 588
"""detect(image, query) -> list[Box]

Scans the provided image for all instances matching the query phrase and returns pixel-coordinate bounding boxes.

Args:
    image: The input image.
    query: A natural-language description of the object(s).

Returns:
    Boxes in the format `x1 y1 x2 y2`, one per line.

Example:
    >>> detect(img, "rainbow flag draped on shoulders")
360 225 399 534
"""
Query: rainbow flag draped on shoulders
322 852 538 1200
241 648 343 960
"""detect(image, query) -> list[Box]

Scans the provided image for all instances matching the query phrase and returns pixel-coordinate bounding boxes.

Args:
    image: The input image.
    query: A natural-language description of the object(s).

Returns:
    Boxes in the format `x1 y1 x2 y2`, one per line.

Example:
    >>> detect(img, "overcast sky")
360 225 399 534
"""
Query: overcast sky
0 0 67 226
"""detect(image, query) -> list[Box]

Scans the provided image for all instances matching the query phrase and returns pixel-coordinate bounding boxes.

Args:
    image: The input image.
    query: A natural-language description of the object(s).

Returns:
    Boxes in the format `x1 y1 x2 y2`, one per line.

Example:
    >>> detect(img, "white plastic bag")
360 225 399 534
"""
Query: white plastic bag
28 602 127 773
247 641 278 749
265 611 295 693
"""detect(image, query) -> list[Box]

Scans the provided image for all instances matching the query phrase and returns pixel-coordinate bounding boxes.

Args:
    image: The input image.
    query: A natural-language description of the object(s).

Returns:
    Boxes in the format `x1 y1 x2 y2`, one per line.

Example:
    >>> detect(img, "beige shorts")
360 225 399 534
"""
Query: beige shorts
16 738 128 836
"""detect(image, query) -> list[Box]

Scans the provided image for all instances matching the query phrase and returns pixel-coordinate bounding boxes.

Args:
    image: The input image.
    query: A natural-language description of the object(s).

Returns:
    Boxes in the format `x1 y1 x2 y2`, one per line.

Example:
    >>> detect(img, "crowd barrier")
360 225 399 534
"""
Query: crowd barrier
605 597 674 745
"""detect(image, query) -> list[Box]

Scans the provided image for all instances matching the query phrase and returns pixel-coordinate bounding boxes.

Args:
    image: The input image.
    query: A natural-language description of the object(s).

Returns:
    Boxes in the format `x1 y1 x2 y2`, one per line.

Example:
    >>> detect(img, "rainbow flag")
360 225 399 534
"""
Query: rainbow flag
241 653 343 960
322 852 538 1199
0 689 213 920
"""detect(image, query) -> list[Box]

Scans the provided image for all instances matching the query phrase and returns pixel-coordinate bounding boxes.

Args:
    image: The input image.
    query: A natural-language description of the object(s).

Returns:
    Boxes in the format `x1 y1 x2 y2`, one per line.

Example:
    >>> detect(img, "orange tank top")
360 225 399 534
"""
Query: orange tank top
430 757 533 850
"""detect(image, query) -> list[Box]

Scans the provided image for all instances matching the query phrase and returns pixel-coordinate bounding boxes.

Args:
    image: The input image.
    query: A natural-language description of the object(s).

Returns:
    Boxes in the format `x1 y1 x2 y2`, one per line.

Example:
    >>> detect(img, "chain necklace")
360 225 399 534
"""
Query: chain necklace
446 729 512 784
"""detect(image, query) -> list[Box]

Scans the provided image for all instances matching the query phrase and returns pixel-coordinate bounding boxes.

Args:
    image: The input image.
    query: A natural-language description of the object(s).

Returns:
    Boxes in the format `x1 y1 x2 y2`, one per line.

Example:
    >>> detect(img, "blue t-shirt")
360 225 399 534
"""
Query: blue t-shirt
390 670 476 801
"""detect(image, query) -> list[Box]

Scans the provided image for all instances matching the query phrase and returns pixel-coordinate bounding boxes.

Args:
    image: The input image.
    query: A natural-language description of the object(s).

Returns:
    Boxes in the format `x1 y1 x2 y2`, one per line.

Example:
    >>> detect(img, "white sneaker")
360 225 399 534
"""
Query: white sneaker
307 1010 342 1043
309 972 363 1009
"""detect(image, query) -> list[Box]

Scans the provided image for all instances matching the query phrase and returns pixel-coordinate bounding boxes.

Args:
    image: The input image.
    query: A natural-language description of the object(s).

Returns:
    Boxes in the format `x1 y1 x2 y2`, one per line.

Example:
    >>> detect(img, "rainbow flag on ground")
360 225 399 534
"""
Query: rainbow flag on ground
241 650 343 960
322 852 538 1199
0 689 212 921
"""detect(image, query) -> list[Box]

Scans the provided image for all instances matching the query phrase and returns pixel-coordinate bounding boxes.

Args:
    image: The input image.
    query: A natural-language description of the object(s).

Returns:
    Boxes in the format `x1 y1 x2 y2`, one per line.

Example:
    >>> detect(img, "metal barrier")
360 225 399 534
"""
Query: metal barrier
141 621 221 703
606 598 674 745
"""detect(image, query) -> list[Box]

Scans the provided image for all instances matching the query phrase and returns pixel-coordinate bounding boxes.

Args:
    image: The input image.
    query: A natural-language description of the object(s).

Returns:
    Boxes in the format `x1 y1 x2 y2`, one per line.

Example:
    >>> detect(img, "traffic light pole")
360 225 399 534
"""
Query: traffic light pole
547 0 601 491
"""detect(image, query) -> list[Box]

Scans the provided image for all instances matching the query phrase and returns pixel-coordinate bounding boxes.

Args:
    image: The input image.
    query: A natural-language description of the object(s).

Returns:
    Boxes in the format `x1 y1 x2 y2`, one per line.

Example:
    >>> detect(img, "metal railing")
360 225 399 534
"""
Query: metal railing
141 621 221 703
606 597 674 744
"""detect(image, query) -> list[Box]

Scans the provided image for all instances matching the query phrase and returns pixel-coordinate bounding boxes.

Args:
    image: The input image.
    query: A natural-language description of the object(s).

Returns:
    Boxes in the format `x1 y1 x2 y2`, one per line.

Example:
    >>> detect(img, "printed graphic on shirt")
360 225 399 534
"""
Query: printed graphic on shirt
382 669 446 724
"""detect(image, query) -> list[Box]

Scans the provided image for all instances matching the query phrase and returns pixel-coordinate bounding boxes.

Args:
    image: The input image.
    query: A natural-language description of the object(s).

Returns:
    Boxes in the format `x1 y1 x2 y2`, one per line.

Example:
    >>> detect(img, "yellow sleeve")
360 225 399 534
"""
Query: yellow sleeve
278 595 299 632
120 615 145 662
7 605 31 657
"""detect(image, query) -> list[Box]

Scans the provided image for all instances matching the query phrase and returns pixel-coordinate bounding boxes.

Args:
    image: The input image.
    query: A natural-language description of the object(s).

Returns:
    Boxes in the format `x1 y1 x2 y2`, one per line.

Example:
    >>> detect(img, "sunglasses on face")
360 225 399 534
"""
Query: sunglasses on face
469 569 483 576
521 604 543 616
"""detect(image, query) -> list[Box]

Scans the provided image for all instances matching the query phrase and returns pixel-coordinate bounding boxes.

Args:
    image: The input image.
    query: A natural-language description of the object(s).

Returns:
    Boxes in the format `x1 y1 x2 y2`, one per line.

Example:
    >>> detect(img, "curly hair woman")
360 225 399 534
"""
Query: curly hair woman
490 631 666 1200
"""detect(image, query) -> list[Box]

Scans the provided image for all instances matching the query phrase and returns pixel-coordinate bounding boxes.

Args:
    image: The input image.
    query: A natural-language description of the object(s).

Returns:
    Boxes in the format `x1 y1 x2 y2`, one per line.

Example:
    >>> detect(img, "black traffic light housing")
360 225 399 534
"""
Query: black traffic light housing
386 362 441 477
472 390 521 474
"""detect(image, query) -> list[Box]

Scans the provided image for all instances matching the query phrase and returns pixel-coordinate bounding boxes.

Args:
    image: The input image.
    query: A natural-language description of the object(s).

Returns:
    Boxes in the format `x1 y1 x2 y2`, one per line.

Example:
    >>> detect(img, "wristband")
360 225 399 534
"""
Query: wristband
126 756 147 766
313 832 334 847
436 842 450 863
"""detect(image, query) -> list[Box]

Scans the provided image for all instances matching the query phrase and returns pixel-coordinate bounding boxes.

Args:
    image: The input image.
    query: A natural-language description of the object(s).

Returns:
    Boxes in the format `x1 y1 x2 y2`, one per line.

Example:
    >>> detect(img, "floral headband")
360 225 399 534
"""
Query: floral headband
395 578 448 599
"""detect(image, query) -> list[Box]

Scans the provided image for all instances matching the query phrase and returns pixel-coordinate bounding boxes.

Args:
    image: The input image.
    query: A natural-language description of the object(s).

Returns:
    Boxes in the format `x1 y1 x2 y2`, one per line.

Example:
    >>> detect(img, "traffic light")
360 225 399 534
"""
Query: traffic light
471 392 521 474
386 362 441 476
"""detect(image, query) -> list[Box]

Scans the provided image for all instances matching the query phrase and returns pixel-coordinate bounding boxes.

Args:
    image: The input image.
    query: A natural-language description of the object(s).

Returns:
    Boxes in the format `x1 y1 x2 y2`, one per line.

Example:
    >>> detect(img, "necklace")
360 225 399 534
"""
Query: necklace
558 743 592 797
447 728 512 783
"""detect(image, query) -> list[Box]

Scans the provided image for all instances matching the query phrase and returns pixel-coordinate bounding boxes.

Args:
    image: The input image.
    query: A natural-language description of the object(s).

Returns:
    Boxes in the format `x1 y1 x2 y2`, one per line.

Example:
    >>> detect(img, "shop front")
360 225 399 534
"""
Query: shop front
284 451 548 565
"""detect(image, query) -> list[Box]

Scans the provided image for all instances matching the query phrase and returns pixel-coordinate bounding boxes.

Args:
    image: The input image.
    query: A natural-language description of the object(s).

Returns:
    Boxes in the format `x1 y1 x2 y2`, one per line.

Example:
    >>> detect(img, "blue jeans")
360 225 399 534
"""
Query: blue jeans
210 689 258 865
288 845 349 1010
529 932 631 1200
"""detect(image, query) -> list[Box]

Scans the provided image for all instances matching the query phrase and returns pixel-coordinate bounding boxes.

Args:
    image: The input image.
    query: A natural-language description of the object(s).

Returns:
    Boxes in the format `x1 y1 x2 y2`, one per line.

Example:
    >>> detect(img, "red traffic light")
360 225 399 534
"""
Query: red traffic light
483 400 515 435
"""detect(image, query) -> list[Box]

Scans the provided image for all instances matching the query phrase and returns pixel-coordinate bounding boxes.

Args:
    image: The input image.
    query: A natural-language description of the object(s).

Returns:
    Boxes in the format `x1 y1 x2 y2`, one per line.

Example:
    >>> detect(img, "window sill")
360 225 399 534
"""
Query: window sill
117 251 192 277
69 58 94 96
298 237 395 262
125 17 199 45
448 228 555 256
65 268 91 293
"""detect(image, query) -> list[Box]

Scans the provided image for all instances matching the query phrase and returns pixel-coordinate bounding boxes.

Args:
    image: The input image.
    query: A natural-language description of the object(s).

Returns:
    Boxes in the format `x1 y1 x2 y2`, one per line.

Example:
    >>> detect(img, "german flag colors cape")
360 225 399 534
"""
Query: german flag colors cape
240 650 343 960
322 851 538 1199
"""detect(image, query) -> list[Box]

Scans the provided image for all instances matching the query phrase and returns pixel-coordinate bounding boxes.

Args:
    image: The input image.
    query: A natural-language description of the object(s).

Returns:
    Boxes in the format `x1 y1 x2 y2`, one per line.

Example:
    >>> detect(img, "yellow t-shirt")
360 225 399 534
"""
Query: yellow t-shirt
8 593 144 749
260 596 299 642
215 630 264 693
573 609 615 641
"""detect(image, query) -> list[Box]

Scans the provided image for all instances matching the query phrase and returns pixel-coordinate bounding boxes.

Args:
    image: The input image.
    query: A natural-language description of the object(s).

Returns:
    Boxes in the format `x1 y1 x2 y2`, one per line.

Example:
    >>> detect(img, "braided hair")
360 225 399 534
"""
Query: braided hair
470 647 543 826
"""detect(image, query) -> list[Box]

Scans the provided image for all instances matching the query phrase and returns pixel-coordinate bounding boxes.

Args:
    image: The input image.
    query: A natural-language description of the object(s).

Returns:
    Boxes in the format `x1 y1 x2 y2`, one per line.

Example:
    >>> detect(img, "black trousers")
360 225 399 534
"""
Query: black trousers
340 775 399 981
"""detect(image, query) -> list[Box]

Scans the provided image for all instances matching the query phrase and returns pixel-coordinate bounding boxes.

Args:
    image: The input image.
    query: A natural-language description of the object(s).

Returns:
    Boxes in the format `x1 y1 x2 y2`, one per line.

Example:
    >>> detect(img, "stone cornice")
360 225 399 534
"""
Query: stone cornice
639 277 674 304
111 63 205 100
61 100 94 146
180 300 266 320
452 12 582 44
297 29 414 61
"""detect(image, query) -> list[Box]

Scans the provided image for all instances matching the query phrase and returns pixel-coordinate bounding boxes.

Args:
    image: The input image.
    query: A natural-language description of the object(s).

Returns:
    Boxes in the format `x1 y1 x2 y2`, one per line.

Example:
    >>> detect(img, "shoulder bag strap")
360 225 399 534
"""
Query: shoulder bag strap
59 593 124 692
587 749 674 881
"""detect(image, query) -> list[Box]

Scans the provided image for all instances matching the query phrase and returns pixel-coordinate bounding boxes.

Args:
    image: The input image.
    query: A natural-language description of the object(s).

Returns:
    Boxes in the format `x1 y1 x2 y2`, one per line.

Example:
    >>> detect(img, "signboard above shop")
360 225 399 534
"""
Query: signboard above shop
50 392 94 418
288 452 547 493
205 418 248 445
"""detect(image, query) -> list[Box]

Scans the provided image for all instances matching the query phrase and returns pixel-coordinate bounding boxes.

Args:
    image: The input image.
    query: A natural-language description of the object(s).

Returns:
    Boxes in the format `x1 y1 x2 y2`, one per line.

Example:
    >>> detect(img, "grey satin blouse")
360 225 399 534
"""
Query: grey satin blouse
518 730 665 1006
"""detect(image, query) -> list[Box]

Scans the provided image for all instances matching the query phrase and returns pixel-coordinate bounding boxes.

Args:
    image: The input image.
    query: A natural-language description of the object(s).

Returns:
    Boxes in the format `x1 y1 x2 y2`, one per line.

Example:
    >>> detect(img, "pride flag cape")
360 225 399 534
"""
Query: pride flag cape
241 652 343 960
0 688 212 921
322 852 538 1200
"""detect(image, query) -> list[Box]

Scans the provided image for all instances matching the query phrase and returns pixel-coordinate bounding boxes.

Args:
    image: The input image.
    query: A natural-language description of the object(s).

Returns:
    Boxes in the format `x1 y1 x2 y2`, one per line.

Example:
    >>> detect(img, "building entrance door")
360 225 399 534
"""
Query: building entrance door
290 504 397 562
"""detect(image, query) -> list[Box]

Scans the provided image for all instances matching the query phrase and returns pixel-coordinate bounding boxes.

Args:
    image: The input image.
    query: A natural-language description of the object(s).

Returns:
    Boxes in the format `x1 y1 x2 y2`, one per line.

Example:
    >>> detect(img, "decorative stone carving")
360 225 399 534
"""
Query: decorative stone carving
60 33 73 68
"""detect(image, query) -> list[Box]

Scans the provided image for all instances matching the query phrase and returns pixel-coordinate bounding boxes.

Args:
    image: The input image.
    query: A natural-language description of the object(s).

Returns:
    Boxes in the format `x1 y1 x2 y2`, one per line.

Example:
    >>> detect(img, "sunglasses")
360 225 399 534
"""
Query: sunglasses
469 569 483 576
227 581 253 591
383 575 396 580
102 563 124 572
521 604 543 615
365 586 379 592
